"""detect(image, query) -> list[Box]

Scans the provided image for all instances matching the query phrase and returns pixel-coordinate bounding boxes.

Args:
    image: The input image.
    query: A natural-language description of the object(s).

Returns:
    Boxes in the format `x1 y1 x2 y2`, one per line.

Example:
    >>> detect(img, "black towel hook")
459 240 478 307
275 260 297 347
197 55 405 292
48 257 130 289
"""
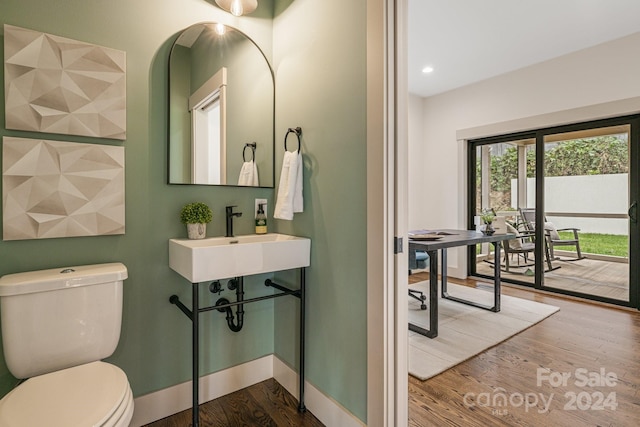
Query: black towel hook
284 127 302 153
243 142 256 162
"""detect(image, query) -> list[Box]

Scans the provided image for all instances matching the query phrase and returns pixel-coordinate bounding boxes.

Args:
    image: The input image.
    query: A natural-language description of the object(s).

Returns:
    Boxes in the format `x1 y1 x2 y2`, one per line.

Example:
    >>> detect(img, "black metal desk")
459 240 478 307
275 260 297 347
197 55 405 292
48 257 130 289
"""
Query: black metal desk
408 229 514 338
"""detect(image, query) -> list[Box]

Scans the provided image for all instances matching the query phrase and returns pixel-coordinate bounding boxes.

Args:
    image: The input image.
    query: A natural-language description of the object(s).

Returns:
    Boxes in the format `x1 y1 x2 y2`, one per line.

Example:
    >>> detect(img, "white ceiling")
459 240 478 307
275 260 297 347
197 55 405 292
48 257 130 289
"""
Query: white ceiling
408 0 640 97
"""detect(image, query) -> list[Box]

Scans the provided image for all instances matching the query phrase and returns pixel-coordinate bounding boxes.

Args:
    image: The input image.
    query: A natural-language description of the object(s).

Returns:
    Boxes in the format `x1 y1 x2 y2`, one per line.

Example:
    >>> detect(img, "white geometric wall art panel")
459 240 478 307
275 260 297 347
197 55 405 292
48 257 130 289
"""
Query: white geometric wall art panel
4 24 126 140
2 137 125 240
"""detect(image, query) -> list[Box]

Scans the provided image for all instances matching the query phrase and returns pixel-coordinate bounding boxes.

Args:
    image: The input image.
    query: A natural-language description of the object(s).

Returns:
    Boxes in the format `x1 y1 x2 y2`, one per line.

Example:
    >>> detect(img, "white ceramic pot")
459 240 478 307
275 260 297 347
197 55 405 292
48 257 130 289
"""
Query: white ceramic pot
187 223 206 239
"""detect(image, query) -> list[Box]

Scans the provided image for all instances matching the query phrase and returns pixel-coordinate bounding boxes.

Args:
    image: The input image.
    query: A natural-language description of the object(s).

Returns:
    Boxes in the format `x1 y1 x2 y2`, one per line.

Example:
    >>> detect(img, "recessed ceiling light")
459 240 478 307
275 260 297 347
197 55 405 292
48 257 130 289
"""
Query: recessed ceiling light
422 66 434 74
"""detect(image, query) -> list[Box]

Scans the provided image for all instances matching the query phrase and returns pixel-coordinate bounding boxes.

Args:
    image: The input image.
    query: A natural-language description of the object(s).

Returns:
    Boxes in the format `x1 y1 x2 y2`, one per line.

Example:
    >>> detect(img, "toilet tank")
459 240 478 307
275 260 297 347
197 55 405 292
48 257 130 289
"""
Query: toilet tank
0 263 127 379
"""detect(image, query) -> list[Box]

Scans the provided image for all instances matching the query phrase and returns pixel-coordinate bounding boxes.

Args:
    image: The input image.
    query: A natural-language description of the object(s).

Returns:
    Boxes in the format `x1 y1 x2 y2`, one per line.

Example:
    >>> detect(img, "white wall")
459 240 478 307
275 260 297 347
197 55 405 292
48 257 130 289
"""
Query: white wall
512 174 629 235
408 32 640 277
408 93 426 229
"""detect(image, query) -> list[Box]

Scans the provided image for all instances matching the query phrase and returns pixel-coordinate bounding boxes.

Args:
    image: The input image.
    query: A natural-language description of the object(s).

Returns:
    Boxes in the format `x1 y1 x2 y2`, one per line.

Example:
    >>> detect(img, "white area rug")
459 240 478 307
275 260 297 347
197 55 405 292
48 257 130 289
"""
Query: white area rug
408 281 559 380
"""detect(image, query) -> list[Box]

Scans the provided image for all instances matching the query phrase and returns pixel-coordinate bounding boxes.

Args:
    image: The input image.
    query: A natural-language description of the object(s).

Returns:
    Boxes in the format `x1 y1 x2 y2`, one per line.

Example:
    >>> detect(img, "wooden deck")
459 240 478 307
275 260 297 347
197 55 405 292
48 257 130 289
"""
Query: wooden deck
475 253 629 302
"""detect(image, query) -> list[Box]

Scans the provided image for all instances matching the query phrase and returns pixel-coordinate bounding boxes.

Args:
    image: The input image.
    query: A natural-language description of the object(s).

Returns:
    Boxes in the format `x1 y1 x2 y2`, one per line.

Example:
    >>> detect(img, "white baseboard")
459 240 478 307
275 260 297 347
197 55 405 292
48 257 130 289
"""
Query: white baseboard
272 357 365 427
130 354 364 426
130 355 273 426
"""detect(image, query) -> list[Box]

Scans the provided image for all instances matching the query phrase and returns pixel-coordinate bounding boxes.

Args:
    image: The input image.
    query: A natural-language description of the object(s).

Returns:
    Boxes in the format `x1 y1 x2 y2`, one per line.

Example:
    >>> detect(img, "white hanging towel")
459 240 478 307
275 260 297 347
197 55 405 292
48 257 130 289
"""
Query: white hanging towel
274 151 303 220
237 161 259 186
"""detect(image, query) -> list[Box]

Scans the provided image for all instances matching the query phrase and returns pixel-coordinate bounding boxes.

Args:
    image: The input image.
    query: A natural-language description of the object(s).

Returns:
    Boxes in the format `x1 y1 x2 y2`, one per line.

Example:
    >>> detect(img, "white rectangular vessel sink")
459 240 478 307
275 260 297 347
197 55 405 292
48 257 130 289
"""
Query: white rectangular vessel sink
169 233 311 282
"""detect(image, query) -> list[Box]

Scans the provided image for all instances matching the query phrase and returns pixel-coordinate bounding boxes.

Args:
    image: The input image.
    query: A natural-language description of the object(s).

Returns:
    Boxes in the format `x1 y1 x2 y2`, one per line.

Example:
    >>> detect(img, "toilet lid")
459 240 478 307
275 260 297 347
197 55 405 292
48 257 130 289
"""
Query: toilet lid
0 361 129 427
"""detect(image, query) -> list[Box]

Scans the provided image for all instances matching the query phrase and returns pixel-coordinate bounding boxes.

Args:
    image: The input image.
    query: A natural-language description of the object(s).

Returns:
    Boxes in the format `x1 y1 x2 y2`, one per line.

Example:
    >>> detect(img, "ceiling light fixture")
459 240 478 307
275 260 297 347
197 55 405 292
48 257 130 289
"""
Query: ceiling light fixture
422 66 434 74
215 0 258 16
214 23 226 35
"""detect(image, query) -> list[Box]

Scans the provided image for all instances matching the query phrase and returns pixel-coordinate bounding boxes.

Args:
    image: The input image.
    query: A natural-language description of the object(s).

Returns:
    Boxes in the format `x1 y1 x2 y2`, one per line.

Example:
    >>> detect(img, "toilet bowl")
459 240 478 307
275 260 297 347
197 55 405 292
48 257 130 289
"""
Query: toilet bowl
0 362 133 427
0 264 133 427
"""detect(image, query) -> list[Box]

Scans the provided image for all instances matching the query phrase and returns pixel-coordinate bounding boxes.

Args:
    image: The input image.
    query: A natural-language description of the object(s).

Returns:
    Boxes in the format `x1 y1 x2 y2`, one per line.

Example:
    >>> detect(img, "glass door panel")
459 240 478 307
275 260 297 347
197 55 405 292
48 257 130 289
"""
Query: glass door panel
541 125 631 302
471 139 536 285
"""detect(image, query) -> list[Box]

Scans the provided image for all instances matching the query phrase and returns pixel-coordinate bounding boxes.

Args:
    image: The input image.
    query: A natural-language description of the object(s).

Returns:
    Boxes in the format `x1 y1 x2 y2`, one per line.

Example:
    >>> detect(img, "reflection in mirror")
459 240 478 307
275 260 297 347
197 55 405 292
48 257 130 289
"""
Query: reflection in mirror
191 67 227 184
168 23 274 186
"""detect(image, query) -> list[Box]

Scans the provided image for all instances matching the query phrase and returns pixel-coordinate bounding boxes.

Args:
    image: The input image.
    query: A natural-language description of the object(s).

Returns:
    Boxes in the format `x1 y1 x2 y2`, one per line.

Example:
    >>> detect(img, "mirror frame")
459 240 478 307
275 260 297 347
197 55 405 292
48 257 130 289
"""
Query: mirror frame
167 22 275 187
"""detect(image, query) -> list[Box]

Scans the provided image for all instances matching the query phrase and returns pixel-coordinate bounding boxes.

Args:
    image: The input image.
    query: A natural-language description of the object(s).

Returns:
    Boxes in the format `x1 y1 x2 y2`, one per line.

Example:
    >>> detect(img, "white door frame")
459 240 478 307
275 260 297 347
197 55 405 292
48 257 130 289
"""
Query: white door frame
394 0 409 425
367 0 408 426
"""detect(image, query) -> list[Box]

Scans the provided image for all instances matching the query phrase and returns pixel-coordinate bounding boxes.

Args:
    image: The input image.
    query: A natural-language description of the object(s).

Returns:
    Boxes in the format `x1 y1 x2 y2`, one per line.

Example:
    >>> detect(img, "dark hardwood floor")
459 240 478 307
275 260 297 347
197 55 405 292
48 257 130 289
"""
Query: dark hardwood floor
148 273 639 426
409 272 640 427
144 378 324 427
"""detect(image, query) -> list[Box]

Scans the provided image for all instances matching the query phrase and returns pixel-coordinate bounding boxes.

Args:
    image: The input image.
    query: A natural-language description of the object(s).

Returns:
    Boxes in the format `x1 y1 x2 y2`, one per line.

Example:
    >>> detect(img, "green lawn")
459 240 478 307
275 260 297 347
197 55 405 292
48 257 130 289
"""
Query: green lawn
475 232 629 258
557 231 628 257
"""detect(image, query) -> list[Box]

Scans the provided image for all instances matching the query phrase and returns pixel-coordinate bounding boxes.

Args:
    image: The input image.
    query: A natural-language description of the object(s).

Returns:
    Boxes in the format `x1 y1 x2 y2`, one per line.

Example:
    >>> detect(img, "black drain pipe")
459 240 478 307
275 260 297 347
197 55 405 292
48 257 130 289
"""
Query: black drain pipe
215 277 244 332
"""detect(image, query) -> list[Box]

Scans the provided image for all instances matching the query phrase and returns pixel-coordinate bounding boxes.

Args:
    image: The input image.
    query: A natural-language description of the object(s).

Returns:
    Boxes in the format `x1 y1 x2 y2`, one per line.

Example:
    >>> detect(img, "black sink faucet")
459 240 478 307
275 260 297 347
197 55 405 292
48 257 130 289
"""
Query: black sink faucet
225 206 242 237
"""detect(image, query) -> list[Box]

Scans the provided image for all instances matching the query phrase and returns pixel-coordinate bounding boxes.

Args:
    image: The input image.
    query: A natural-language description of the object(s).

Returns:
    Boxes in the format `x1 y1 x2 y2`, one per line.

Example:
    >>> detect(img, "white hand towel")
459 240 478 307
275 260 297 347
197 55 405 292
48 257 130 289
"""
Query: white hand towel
251 161 259 186
293 152 303 213
238 161 259 186
274 151 303 220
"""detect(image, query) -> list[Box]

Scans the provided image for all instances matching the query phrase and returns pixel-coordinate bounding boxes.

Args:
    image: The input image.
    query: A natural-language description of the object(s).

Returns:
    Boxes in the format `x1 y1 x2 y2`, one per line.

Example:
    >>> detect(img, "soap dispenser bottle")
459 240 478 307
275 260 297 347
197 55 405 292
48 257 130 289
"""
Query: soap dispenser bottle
255 203 267 234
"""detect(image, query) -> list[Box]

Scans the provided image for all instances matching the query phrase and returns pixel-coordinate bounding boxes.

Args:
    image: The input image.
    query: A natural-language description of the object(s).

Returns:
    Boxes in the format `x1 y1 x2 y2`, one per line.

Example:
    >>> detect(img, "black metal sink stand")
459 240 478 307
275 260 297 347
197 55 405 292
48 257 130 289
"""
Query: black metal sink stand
169 268 306 427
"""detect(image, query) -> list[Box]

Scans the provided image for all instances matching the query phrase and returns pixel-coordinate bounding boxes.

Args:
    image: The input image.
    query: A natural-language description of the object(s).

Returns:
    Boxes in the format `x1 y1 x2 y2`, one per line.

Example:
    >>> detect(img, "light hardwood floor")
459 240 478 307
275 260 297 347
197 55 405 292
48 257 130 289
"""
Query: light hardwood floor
408 272 640 427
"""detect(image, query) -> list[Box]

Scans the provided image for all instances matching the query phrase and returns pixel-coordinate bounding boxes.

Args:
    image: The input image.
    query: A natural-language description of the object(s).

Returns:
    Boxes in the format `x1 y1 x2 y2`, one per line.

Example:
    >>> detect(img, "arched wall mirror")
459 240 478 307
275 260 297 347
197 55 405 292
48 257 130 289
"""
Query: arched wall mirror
168 22 275 187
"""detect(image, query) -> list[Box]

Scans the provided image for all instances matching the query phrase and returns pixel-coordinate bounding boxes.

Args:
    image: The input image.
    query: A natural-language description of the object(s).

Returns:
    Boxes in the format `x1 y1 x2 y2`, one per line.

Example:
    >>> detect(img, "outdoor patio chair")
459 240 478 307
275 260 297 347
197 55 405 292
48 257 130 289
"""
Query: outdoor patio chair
519 208 585 262
502 223 536 273
504 221 558 272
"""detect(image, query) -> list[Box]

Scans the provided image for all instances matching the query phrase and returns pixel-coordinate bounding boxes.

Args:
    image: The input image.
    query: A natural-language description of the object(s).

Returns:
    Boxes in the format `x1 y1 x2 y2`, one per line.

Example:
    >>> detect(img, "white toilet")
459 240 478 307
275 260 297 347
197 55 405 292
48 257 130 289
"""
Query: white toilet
0 263 134 427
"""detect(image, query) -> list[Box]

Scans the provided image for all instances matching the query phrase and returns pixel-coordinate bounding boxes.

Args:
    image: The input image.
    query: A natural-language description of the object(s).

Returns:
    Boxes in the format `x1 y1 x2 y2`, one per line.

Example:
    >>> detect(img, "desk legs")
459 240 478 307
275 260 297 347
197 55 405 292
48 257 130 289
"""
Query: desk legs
441 243 501 312
408 249 438 338
408 243 503 340
494 242 501 311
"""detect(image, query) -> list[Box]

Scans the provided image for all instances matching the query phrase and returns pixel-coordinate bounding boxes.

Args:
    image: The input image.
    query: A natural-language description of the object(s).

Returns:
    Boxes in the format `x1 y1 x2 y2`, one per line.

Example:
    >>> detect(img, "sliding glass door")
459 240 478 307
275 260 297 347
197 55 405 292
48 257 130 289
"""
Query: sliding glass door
468 115 639 309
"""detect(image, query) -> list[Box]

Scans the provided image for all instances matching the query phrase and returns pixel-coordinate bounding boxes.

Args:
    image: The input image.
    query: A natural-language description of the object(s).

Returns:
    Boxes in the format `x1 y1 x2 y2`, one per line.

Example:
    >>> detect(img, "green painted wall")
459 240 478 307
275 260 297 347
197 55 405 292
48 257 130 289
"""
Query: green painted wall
0 0 275 396
272 0 368 422
0 0 370 423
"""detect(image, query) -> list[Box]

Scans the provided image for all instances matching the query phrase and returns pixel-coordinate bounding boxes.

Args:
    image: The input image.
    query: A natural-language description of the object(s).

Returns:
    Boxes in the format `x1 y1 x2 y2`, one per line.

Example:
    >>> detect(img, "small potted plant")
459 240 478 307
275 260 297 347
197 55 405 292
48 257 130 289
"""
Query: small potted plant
180 202 213 239
480 209 495 235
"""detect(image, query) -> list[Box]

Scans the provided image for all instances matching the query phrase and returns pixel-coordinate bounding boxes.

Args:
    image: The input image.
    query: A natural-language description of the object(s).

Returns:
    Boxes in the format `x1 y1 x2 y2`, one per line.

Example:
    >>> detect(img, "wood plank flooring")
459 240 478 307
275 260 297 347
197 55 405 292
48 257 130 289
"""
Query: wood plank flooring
148 273 639 426
408 272 640 427
144 378 324 427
